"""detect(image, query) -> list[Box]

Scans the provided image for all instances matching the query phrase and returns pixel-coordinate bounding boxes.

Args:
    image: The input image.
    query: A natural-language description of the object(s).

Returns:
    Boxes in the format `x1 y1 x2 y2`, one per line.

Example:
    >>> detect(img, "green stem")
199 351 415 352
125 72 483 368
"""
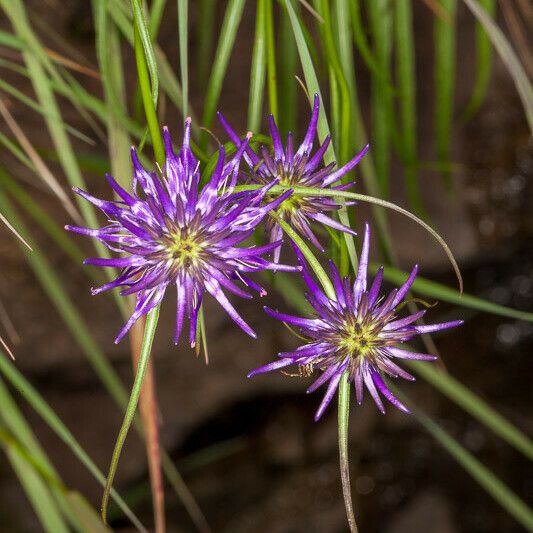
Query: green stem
338 373 357 533
272 214 335 299
101 306 161 523
236 184 463 294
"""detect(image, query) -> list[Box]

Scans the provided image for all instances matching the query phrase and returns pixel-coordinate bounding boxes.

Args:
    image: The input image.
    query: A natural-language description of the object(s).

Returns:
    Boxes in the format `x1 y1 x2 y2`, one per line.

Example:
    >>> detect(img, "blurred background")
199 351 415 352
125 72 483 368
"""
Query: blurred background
0 1 531 532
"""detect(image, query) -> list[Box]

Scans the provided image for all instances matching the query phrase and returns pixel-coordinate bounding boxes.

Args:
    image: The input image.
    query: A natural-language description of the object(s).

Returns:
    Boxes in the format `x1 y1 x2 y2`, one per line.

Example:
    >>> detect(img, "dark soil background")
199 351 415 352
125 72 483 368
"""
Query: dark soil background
0 2 532 532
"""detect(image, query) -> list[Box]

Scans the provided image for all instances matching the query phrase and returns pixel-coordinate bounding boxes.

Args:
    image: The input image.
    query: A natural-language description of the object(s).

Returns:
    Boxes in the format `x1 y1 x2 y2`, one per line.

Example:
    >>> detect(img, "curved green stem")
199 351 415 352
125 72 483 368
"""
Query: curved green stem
272 214 335 299
237 184 463 293
101 306 160 523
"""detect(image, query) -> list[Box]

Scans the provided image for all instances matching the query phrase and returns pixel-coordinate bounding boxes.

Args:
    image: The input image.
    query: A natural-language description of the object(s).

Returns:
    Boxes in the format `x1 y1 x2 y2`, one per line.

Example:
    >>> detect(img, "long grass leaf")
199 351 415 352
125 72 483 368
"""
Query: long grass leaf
278 4 298 137
4 442 69 533
200 0 246 150
0 353 147 532
0 78 95 144
395 0 426 218
264 0 278 120
149 0 167 39
462 0 496 121
412 406 533 530
196 0 216 86
247 0 267 131
284 0 357 271
408 361 533 460
0 98 81 223
434 0 457 190
376 262 533 322
131 0 159 108
462 0 533 133
368 0 394 198
177 0 189 121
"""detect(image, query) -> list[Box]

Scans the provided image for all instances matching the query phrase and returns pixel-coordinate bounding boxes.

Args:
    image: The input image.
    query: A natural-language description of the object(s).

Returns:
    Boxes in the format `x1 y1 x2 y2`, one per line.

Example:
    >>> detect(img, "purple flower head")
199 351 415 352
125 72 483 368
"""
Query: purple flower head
248 224 463 420
218 95 369 263
67 119 299 347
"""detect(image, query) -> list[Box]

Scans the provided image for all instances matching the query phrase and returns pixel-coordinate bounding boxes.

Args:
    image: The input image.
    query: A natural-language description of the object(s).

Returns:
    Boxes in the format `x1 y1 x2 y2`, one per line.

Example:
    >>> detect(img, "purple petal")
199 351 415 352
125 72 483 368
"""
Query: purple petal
371 370 410 414
392 265 419 307
268 114 284 160
368 266 384 308
205 278 256 338
414 320 463 334
306 212 357 236
297 93 320 157
383 310 426 331
353 223 370 298
248 357 293 377
314 368 344 421
263 306 318 329
307 358 346 394
386 347 438 361
322 144 370 186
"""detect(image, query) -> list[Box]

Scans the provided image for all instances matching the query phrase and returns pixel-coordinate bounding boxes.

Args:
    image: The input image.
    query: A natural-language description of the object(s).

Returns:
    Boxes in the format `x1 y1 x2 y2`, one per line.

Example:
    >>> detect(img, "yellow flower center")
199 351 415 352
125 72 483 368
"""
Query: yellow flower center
166 232 204 268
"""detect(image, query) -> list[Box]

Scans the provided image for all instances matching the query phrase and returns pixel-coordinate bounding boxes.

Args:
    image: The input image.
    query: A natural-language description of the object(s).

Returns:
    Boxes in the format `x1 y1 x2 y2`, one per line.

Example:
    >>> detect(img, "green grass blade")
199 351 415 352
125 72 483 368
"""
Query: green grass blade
0 171 88 271
196 0 216 87
0 379 59 482
149 0 167 38
377 262 533 322
0 77 94 144
462 0 533 133
0 131 34 171
264 0 278 120
348 0 389 83
0 379 101 533
284 0 357 271
101 306 160 524
413 406 533 531
4 441 69 533
131 0 159 108
177 0 189 121
368 0 394 198
462 0 496 121
94 0 135 176
395 0 427 218
200 0 246 150
333 0 393 261
0 353 147 532
1 0 122 290
318 0 351 164
134 17 165 163
278 4 297 137
434 0 457 191
408 361 533 460
247 0 267 131
0 179 128 407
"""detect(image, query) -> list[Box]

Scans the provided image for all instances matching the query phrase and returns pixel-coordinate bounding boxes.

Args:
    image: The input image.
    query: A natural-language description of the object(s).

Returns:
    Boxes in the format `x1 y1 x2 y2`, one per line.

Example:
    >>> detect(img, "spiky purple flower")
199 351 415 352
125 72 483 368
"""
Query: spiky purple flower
249 225 463 420
218 95 369 263
67 119 299 347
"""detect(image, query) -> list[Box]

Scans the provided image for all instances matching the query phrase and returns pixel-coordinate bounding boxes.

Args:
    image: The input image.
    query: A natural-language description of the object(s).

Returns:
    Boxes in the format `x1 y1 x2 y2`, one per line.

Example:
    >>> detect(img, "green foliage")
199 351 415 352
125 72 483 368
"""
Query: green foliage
0 0 531 531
